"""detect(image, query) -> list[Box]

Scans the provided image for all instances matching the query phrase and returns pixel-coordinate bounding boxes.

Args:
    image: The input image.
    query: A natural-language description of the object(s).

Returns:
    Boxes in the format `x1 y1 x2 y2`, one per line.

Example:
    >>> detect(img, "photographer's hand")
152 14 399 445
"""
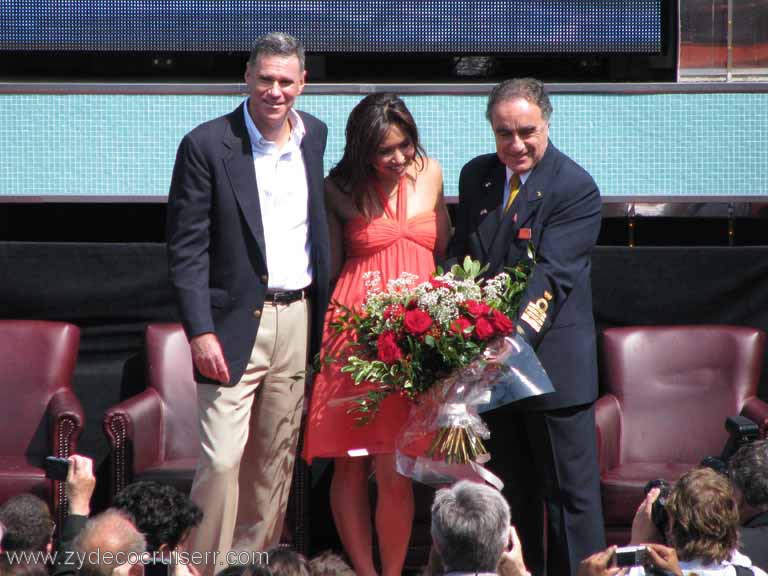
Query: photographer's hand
67 454 96 516
645 544 682 576
497 525 530 576
630 487 663 545
576 546 625 576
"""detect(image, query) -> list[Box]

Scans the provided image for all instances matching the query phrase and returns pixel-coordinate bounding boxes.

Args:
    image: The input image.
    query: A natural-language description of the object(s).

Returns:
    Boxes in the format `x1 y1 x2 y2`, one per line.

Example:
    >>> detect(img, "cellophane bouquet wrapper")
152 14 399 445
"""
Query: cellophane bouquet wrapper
395 332 554 489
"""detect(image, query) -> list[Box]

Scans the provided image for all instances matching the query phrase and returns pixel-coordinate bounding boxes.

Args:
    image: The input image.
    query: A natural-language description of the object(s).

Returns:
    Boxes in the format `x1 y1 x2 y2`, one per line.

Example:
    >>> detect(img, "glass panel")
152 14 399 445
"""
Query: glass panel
681 0 768 80
732 0 768 76
679 0 729 79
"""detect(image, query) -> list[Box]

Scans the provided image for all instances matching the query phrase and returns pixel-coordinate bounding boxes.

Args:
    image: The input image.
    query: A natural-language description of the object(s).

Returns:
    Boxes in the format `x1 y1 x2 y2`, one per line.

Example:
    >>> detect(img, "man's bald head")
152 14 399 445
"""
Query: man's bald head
74 509 146 576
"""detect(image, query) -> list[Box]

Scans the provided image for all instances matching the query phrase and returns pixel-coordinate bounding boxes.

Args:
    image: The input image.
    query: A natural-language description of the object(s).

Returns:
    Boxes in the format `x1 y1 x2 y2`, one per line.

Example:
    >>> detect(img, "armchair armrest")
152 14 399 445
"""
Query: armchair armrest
741 396 768 438
47 387 85 529
48 388 85 456
104 388 164 495
594 393 622 475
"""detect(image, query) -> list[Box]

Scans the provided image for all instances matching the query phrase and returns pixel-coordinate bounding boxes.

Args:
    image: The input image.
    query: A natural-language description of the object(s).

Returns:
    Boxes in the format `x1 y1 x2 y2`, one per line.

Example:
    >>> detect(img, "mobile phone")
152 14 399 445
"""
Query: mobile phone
44 456 70 481
612 545 649 567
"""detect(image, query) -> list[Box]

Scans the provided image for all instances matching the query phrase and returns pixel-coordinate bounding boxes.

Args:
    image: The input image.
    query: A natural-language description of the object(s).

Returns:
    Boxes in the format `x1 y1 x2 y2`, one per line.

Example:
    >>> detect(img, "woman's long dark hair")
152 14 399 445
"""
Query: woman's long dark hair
329 93 426 217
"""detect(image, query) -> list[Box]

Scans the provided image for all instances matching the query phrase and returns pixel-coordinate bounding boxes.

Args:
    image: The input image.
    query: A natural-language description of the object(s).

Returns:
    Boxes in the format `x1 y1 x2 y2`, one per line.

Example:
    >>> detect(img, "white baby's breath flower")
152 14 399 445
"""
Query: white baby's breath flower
363 271 383 294
386 272 419 293
482 272 510 304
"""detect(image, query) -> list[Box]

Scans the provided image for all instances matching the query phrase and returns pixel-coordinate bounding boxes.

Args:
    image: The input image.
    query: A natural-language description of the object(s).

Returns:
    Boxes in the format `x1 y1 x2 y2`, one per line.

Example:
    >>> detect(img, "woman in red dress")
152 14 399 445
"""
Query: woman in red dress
303 93 451 575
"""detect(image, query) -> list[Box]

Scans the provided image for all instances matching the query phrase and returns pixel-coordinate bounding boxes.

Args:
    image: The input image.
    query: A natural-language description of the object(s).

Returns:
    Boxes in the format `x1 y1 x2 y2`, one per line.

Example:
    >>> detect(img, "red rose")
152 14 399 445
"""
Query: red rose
403 309 433 335
464 300 491 318
474 316 495 340
383 303 405 321
377 331 403 363
489 309 514 334
450 316 473 337
429 277 449 290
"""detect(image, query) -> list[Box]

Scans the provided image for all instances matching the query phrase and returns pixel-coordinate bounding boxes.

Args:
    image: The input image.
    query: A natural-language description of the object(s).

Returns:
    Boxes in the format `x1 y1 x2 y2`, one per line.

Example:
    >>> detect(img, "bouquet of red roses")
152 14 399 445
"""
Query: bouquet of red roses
328 256 554 481
330 257 529 424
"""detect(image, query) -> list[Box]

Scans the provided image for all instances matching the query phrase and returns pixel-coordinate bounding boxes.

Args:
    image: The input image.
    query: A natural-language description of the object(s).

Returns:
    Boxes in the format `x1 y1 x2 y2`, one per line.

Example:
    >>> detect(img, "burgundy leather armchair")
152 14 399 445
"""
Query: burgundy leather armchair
596 325 768 545
103 323 199 497
0 320 84 531
103 323 310 552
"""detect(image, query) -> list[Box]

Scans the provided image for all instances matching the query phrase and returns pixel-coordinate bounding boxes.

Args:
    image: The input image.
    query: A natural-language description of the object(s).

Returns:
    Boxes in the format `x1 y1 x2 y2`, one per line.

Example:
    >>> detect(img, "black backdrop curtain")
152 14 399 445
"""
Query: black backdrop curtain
2 242 767 503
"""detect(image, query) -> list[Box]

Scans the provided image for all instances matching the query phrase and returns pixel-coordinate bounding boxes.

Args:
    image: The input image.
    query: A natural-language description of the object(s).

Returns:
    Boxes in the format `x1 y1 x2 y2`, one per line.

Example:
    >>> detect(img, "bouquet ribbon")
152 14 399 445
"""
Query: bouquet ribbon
395 332 555 489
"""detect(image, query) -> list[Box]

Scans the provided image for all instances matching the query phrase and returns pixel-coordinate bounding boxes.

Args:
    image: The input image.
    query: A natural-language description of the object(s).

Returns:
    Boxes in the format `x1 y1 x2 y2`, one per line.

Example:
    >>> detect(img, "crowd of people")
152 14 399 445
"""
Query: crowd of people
2 29 768 576
2 440 767 575
576 438 768 576
0 455 356 576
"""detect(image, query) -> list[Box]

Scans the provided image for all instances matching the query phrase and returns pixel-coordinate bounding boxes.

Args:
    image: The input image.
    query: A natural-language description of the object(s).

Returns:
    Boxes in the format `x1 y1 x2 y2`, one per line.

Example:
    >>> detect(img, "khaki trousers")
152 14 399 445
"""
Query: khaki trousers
188 298 308 574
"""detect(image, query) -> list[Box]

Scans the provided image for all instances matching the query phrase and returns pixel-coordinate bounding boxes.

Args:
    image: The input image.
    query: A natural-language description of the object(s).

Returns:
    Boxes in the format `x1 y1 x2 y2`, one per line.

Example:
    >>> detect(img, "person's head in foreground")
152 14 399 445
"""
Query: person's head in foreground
667 467 739 565
113 480 202 552
74 509 147 576
430 480 511 573
728 438 768 523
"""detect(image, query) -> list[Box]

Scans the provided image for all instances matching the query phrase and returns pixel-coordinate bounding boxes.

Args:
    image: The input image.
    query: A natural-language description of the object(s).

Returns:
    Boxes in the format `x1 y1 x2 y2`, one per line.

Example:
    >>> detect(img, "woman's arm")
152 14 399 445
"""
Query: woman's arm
325 178 346 283
428 158 451 259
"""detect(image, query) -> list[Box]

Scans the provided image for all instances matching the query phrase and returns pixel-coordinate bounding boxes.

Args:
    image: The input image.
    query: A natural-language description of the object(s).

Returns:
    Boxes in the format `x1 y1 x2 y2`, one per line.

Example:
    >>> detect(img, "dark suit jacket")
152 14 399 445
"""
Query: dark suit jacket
451 142 601 410
740 510 768 571
166 103 330 386
53 513 88 576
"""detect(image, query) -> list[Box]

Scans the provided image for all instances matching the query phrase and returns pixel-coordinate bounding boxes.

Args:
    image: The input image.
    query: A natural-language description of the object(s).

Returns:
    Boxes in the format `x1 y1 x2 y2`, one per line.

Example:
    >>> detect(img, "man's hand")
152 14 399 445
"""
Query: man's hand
576 546 625 576
190 333 230 384
67 454 96 516
645 543 682 576
497 525 530 576
630 487 663 545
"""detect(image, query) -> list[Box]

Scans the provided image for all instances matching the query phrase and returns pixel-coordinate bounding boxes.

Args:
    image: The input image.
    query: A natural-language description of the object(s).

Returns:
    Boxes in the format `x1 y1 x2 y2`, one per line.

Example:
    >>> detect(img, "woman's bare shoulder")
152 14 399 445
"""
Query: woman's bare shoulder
419 156 443 182
423 156 443 173
418 157 444 196
325 177 361 220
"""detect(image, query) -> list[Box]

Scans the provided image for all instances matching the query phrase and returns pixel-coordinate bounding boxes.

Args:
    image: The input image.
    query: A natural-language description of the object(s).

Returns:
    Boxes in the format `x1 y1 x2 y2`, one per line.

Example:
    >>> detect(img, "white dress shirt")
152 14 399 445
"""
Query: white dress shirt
243 100 312 291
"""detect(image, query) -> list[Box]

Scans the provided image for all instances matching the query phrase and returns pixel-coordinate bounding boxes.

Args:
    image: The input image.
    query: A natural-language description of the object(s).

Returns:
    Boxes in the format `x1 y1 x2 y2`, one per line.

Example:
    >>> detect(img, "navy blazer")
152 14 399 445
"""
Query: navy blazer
167 103 330 386
451 142 601 410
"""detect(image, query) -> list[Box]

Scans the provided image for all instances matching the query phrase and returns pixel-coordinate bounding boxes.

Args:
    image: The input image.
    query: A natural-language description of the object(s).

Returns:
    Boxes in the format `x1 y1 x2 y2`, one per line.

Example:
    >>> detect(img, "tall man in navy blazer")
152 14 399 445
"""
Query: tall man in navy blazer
166 33 329 571
451 78 605 576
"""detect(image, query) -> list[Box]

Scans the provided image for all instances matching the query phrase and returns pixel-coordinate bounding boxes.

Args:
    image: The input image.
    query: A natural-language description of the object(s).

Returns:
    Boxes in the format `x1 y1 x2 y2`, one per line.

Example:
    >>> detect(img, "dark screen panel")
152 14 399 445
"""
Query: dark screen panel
1 0 662 54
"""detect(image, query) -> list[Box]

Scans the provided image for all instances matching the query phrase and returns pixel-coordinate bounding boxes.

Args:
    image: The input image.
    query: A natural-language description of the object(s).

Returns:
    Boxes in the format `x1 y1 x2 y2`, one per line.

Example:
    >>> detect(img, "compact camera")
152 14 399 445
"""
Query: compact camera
612 545 649 567
44 456 70 481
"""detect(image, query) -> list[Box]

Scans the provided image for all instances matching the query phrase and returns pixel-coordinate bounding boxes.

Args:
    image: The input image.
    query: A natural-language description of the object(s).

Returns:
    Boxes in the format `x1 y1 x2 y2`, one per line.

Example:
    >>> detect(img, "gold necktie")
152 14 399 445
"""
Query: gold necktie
504 173 520 214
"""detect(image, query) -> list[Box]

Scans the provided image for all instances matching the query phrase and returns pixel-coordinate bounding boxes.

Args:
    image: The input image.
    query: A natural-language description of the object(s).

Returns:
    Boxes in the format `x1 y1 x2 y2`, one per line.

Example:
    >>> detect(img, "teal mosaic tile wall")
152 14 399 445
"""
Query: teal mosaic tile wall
1 92 766 198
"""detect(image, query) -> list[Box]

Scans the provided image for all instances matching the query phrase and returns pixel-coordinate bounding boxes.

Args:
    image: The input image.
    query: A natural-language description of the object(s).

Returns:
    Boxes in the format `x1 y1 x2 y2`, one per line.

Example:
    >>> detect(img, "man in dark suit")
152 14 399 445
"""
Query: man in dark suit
730 439 768 571
451 78 605 576
166 33 329 571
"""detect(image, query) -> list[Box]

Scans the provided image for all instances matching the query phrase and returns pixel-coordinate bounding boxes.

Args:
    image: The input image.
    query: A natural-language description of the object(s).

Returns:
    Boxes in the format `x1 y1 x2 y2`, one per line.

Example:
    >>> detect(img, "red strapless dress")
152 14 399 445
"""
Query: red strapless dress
303 177 437 462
